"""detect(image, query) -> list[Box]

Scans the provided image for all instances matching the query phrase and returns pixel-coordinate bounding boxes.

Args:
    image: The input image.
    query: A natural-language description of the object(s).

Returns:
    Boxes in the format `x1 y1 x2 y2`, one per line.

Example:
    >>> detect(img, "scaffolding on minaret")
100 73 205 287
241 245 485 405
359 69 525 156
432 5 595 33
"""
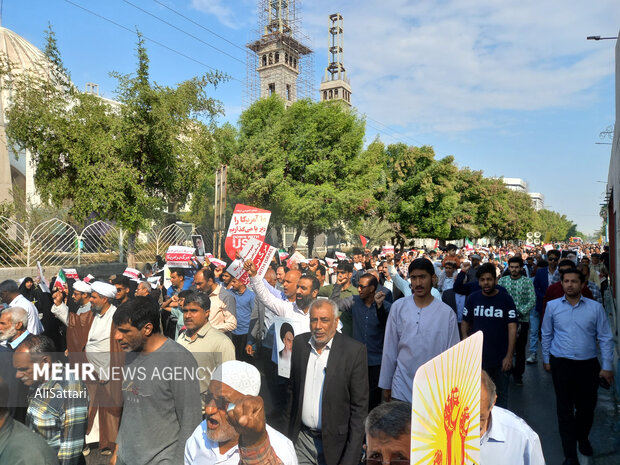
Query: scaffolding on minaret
244 0 315 108
320 13 351 106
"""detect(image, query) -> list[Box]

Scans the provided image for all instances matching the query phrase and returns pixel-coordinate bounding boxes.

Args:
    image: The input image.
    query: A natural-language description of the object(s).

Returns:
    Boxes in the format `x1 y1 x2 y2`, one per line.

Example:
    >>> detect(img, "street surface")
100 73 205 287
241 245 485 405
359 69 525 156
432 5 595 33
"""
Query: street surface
509 348 619 465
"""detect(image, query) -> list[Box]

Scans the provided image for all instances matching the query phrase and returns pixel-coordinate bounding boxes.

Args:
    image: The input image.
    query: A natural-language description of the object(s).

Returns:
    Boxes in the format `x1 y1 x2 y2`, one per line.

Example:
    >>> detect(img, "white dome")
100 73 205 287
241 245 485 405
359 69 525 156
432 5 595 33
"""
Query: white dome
0 26 51 78
0 27 52 205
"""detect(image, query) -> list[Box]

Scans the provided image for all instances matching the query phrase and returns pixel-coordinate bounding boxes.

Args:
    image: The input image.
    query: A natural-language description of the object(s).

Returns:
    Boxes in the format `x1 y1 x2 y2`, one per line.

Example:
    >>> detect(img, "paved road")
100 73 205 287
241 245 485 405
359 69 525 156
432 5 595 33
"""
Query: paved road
508 349 619 465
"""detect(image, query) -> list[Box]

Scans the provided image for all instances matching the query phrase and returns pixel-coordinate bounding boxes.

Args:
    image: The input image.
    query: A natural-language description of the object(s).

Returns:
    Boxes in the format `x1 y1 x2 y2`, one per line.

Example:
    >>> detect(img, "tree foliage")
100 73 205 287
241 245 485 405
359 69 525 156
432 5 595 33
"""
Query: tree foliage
229 97 384 254
379 144 538 242
533 209 581 242
4 29 225 236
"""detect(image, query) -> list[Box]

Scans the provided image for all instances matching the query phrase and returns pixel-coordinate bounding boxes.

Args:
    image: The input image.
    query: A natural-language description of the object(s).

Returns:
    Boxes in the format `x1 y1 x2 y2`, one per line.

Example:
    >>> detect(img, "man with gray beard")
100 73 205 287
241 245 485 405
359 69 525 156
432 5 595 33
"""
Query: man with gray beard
0 306 30 422
0 306 29 349
184 360 297 464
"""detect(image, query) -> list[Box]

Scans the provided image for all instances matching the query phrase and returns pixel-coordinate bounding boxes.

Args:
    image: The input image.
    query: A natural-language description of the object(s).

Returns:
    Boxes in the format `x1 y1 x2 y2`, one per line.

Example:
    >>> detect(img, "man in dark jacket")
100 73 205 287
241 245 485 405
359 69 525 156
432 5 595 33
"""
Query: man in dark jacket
289 299 368 465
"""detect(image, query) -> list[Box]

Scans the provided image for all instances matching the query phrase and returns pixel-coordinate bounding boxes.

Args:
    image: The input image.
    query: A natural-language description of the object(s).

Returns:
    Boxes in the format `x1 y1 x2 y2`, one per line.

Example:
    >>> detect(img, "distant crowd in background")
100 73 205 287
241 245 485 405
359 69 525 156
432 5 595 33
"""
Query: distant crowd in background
0 239 613 465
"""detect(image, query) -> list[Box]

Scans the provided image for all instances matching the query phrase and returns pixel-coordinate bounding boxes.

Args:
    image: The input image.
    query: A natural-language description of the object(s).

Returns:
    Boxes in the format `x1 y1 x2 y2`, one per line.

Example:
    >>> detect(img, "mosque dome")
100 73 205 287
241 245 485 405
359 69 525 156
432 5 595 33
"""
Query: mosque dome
0 26 53 205
0 26 51 78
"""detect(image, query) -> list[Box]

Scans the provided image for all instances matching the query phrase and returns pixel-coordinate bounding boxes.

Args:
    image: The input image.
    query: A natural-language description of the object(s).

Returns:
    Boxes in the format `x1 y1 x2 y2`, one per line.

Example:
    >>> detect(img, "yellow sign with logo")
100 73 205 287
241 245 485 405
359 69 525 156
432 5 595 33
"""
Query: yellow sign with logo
410 331 483 465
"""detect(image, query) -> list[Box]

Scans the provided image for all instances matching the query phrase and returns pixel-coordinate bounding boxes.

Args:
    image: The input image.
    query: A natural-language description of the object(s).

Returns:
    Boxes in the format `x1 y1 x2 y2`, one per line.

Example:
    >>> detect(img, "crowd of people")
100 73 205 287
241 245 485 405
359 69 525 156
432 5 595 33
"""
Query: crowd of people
0 240 614 465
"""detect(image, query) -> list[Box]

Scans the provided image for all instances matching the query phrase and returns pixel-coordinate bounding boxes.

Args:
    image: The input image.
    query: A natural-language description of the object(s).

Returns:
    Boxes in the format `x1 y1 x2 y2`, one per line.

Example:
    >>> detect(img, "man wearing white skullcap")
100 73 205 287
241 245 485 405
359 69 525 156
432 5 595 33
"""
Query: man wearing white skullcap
51 280 92 325
60 280 123 456
185 360 298 465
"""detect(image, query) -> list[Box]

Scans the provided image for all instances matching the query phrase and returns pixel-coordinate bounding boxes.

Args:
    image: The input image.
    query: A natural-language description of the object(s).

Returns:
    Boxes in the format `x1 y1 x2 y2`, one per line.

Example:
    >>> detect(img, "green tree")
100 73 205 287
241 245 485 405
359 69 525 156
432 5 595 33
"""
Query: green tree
533 209 579 242
229 97 383 255
386 145 460 240
4 29 225 263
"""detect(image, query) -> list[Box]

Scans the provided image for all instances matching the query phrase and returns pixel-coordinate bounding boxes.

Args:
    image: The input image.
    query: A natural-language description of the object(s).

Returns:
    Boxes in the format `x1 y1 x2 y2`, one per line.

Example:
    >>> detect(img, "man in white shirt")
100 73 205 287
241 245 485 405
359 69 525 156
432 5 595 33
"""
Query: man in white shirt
379 258 460 403
289 299 368 465
245 261 315 329
184 360 297 465
480 370 545 465
0 279 43 334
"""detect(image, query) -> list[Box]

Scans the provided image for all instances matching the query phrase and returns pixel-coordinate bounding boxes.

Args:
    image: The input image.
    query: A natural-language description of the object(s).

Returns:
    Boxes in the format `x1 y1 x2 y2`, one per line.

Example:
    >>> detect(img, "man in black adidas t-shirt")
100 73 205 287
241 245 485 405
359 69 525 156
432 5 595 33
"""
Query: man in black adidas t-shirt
461 263 517 408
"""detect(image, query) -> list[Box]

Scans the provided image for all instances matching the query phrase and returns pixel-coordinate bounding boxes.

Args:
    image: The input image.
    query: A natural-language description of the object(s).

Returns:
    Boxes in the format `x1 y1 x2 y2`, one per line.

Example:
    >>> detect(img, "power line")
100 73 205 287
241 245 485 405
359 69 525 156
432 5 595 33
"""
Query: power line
122 0 245 65
146 0 444 152
152 0 247 54
64 0 443 150
62 0 242 83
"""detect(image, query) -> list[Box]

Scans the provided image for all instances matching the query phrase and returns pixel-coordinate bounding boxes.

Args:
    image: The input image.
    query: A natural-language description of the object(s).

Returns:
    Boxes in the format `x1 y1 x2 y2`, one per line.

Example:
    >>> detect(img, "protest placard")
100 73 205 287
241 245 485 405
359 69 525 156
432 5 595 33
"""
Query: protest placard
206 253 227 268
191 235 206 257
382 245 395 255
410 331 483 465
286 251 305 267
36 261 50 293
226 237 276 285
63 268 79 279
165 246 196 268
123 267 141 280
335 251 347 261
273 317 303 378
224 204 271 261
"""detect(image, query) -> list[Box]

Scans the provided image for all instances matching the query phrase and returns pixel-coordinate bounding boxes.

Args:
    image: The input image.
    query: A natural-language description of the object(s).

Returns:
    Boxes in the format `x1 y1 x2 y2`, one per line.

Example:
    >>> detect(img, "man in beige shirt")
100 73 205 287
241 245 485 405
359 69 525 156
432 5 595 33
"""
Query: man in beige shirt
177 290 235 405
193 268 237 334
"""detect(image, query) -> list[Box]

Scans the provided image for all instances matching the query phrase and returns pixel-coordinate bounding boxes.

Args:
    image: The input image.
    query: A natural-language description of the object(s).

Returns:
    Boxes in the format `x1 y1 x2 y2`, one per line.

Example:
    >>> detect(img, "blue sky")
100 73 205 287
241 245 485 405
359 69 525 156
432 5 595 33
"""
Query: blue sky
4 0 620 235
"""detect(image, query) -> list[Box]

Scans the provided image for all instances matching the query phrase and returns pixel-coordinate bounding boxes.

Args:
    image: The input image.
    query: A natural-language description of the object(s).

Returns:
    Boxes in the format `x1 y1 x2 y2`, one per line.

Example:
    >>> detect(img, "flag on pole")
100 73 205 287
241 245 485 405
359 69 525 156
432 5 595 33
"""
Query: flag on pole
53 269 68 292
278 249 289 262
433 239 439 250
465 238 474 251
359 235 370 248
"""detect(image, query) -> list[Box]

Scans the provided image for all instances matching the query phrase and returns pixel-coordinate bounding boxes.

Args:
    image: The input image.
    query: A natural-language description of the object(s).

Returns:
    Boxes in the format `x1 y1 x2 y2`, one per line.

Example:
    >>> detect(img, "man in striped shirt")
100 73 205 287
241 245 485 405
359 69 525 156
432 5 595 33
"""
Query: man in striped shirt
13 334 88 465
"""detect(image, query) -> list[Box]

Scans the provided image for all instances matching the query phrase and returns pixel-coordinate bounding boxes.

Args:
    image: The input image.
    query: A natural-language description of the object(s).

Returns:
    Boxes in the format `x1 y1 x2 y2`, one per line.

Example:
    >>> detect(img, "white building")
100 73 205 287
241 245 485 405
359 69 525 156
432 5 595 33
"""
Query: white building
528 192 544 211
502 177 528 193
0 26 52 206
502 178 545 211
604 29 620 371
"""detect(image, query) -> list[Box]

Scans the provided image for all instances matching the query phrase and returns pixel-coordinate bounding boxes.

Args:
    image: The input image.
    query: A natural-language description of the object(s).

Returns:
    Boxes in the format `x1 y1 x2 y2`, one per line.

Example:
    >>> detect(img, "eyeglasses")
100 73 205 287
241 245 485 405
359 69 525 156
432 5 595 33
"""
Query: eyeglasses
358 284 372 289
548 257 558 261
201 392 235 412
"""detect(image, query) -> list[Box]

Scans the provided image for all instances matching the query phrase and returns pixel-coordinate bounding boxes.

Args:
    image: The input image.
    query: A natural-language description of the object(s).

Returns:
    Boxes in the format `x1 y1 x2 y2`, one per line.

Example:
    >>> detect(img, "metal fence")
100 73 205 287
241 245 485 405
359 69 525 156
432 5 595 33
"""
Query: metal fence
0 216 216 268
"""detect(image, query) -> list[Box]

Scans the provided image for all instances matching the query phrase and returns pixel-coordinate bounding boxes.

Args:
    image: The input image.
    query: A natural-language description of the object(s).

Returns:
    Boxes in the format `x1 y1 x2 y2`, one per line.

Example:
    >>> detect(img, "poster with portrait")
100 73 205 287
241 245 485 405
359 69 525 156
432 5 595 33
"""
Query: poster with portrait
410 331 483 465
273 317 302 378
192 235 206 257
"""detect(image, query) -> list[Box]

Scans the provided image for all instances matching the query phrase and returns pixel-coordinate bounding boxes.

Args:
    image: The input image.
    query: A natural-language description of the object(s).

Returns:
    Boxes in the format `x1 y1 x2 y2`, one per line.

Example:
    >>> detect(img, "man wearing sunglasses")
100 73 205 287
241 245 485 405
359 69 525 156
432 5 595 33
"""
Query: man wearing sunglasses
530 249 561 364
184 360 297 464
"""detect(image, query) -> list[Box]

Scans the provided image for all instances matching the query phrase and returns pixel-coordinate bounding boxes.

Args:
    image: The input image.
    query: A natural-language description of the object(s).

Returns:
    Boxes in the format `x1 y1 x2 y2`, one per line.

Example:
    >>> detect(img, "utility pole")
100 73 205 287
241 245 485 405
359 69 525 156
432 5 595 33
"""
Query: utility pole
213 165 228 257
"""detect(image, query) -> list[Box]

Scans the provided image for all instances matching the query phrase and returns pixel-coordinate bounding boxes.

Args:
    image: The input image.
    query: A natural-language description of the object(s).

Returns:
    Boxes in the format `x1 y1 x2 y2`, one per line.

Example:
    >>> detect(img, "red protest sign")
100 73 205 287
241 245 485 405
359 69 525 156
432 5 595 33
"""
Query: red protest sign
224 204 271 261
227 238 276 285
165 246 196 268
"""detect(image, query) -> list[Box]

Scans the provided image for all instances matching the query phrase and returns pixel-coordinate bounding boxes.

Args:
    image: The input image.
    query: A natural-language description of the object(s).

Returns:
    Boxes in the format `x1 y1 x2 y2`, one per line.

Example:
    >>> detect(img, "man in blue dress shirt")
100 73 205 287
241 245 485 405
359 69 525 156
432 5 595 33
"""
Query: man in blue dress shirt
541 268 614 465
